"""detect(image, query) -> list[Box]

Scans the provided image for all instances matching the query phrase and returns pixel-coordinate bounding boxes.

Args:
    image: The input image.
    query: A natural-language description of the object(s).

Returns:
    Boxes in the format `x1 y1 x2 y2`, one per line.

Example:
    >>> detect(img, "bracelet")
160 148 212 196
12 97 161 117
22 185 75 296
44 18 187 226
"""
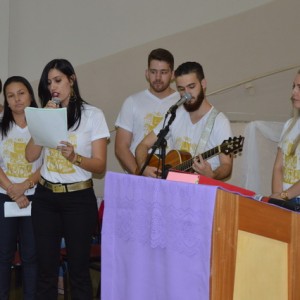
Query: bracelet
27 180 35 189
73 154 83 166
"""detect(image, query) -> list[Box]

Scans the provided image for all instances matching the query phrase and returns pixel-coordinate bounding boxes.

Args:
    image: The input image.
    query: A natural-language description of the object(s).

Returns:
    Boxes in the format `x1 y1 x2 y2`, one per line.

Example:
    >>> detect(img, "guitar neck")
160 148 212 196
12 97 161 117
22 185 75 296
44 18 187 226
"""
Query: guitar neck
174 145 220 172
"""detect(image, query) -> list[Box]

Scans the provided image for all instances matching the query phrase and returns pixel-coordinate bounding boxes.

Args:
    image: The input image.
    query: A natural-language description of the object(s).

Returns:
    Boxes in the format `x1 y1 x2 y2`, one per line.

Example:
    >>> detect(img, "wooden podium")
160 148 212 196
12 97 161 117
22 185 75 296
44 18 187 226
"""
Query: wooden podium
102 172 300 300
211 190 300 300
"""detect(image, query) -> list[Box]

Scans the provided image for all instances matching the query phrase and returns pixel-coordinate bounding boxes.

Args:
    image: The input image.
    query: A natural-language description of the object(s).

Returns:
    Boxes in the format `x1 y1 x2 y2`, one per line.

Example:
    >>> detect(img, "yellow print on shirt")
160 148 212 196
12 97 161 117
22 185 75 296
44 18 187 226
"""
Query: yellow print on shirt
47 135 77 174
283 150 300 184
4 139 32 178
174 137 197 154
144 113 163 137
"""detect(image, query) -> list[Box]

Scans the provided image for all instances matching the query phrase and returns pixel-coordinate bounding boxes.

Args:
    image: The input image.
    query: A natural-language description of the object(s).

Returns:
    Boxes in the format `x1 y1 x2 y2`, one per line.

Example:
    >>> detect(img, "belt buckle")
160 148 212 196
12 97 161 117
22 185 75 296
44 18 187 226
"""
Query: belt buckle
52 184 66 193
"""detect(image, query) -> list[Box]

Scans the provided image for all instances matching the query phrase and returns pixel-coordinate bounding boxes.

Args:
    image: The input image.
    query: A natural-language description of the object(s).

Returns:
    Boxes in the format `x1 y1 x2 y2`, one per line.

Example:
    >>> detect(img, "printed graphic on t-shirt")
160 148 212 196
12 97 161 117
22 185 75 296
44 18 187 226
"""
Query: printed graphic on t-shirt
173 137 197 155
46 134 77 174
4 138 32 178
144 113 163 137
283 141 300 184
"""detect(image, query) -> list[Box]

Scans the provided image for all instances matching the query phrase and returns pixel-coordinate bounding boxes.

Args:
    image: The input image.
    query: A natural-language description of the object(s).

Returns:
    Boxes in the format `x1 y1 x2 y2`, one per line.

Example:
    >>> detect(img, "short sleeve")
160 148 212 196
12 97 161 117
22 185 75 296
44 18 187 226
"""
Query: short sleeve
115 96 134 133
88 106 110 141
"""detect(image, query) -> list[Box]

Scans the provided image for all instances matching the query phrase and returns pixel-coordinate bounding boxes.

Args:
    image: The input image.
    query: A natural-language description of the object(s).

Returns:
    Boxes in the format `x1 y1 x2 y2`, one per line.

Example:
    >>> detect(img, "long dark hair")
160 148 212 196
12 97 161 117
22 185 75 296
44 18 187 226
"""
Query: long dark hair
38 58 86 130
1 76 38 138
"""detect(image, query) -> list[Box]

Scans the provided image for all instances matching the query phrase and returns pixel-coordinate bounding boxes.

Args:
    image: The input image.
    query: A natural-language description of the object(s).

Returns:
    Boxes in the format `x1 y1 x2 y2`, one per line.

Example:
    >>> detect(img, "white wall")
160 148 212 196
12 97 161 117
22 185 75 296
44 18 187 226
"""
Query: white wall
0 0 9 84
6 0 272 81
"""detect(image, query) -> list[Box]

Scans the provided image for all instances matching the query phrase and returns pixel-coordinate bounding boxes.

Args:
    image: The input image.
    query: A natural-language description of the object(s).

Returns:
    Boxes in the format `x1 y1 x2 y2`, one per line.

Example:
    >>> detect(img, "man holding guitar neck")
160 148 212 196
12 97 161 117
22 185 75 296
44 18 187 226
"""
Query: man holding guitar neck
135 61 233 180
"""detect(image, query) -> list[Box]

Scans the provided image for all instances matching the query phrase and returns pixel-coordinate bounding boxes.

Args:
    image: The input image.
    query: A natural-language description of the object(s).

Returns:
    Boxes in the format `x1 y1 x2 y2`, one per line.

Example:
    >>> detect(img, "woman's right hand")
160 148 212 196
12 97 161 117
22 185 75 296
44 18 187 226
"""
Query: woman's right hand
15 195 30 209
46 99 59 108
7 181 30 201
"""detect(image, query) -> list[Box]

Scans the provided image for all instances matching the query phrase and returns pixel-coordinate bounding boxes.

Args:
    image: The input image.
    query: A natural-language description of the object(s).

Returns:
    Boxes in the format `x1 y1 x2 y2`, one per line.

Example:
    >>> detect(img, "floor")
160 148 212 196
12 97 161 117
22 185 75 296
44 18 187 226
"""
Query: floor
9 266 100 300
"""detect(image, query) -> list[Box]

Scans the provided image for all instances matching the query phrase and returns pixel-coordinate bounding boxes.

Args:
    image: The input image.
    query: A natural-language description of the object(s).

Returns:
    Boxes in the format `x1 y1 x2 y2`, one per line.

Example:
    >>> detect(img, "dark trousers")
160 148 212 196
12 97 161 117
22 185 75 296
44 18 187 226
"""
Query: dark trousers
32 184 98 300
0 194 37 300
290 197 300 204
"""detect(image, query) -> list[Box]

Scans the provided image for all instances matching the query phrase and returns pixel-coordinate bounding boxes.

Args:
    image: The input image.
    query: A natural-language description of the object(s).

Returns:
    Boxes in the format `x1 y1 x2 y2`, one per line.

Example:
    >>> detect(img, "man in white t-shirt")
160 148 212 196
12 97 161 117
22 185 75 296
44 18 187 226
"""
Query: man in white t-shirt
115 48 180 174
136 61 233 180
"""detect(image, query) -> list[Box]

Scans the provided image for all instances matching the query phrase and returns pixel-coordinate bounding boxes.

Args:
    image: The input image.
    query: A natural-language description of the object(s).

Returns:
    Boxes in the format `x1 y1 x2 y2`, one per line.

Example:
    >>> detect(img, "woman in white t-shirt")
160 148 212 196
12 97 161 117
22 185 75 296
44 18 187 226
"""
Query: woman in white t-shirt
272 70 300 202
0 76 42 300
25 59 110 299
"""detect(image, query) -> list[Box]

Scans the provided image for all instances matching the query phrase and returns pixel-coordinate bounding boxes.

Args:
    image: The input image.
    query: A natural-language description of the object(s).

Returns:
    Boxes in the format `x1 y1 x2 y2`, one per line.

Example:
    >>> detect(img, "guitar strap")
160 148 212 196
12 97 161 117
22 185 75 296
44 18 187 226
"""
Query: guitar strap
194 107 219 156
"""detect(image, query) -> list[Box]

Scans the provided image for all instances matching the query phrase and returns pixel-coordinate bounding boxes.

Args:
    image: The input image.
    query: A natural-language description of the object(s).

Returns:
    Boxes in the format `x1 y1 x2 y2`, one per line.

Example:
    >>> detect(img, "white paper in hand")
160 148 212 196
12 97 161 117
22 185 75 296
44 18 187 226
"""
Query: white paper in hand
25 107 68 148
4 202 32 217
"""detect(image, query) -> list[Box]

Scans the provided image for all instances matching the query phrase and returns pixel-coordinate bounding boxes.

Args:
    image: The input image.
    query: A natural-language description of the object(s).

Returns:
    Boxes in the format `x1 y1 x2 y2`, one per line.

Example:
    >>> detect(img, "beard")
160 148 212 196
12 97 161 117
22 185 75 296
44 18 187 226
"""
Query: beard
184 87 205 112
149 80 170 94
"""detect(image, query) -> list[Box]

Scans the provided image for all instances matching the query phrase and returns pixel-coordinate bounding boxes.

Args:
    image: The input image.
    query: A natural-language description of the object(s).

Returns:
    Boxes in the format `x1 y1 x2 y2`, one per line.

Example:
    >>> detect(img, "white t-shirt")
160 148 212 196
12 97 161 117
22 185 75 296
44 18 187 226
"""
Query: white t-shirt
41 104 110 183
279 118 300 191
115 89 180 154
0 124 43 195
153 106 233 171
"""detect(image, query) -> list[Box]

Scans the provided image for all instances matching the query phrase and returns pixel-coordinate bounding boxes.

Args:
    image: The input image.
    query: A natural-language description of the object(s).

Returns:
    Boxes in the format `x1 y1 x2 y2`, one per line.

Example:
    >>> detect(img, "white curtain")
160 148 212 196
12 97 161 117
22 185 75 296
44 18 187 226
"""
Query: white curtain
229 121 284 196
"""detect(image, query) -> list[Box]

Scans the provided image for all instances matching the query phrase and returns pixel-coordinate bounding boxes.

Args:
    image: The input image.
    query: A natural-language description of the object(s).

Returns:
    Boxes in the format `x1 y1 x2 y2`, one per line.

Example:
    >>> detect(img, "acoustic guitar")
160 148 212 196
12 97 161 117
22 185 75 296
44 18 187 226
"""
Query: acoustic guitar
147 135 245 173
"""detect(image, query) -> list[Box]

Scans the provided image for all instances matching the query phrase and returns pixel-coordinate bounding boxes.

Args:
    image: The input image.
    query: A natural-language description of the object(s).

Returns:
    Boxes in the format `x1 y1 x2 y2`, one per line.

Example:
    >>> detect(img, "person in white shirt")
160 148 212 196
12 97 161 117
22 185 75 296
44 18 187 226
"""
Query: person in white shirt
136 61 233 180
115 48 180 174
0 76 42 300
25 59 110 300
271 69 300 202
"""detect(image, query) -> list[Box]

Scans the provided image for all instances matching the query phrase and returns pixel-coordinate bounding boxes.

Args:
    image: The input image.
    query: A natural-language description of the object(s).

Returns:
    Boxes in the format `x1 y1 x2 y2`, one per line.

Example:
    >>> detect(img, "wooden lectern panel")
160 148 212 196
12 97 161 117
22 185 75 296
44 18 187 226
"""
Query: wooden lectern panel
210 189 300 300
234 230 287 299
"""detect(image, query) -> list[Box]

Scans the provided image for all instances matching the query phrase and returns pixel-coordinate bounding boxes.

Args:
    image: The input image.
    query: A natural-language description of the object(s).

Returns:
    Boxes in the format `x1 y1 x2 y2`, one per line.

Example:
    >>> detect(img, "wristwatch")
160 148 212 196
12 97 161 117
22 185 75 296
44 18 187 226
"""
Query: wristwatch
280 191 289 201
74 154 82 166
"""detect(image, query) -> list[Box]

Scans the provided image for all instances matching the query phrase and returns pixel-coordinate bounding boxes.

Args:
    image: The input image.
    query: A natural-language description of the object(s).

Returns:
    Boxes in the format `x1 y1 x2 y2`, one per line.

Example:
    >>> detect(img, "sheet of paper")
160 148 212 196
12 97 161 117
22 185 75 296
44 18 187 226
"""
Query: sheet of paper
25 107 68 148
4 201 32 217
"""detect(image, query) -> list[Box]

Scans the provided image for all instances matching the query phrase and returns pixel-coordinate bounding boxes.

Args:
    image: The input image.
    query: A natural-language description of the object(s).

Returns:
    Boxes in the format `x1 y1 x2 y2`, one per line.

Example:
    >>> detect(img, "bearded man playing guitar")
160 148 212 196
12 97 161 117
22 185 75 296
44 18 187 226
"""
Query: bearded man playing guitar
135 61 234 180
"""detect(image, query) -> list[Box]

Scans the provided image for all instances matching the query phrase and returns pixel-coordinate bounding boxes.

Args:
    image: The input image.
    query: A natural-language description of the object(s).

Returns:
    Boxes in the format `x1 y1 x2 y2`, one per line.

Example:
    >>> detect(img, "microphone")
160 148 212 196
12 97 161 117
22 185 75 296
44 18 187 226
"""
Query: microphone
51 97 61 105
167 92 192 114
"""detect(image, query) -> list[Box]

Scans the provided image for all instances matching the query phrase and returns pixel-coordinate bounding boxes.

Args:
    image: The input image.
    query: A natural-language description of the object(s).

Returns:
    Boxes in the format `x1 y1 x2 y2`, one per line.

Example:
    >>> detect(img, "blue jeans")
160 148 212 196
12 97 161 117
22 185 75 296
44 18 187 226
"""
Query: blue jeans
32 183 98 300
290 197 300 204
0 194 37 300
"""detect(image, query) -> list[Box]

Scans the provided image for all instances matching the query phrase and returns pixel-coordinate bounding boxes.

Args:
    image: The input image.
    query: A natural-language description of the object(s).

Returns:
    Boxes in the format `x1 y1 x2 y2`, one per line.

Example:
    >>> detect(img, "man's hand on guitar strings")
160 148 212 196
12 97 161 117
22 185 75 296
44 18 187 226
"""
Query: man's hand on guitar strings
142 166 162 178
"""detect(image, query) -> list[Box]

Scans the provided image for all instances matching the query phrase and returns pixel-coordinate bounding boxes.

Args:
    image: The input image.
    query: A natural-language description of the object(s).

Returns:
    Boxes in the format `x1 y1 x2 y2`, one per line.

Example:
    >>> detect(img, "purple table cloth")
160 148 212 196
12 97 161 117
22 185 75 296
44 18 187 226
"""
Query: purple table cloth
102 172 218 300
